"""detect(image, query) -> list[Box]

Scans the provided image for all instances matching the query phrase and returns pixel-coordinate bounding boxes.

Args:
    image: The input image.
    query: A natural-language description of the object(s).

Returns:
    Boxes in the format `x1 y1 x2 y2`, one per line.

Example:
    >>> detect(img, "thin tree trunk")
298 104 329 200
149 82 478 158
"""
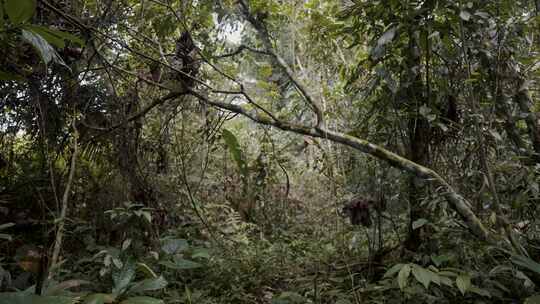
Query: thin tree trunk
515 81 540 163
404 28 431 251
49 122 79 281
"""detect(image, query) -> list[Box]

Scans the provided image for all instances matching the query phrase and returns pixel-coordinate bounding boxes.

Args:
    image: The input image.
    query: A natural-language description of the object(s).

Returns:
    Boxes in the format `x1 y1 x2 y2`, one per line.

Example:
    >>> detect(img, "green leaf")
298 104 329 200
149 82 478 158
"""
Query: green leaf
411 265 434 289
469 285 491 298
172 257 203 269
137 262 158 278
22 29 68 68
439 276 453 287
159 258 202 270
0 223 14 230
383 263 404 278
222 129 248 177
44 279 90 296
412 218 428 230
141 211 152 223
112 257 123 269
456 274 471 295
161 238 188 254
511 255 540 275
489 130 502 141
525 295 540 304
5 0 36 24
23 25 65 48
459 10 471 21
120 296 164 304
430 270 441 286
439 270 458 278
191 248 210 259
83 293 115 304
112 260 136 296
397 264 411 291
430 254 450 267
377 26 397 47
24 25 85 47
0 293 74 304
127 276 168 295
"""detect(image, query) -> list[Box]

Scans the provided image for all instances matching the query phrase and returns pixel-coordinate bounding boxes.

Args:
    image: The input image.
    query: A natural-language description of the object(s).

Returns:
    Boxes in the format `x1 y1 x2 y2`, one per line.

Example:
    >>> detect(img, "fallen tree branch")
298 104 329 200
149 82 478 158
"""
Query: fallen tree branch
189 89 492 242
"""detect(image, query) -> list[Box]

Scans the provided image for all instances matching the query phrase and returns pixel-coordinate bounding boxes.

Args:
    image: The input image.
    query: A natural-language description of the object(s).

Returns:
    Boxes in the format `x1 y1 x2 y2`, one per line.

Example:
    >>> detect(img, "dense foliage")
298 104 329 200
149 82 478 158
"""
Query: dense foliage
1 0 540 303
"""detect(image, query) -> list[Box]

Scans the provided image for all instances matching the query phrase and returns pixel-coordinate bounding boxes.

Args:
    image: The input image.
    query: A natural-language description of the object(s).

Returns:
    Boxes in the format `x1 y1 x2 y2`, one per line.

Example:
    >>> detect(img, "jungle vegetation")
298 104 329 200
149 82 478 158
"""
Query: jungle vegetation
1 0 540 303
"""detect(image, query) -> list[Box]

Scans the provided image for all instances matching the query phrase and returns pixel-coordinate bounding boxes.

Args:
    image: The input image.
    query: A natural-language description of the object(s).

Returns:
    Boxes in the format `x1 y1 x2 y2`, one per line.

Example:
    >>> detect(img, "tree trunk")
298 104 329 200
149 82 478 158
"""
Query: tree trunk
115 91 153 206
403 28 431 251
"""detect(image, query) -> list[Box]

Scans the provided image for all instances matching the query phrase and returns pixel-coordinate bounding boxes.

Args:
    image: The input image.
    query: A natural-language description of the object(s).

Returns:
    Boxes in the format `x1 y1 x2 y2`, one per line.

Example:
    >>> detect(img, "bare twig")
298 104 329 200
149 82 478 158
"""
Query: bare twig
211 45 270 59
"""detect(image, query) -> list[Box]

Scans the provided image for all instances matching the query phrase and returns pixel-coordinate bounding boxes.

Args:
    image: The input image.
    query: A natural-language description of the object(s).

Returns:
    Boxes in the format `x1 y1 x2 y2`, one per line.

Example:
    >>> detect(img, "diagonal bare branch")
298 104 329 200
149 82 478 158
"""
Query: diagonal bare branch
188 88 492 242
238 0 324 128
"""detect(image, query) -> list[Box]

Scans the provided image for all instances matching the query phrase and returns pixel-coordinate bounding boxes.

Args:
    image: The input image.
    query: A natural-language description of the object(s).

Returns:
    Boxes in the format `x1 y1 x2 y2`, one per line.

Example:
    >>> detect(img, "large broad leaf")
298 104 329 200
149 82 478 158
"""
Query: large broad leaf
459 10 472 21
23 25 85 48
439 276 453 287
112 260 137 296
127 276 168 295
161 238 188 255
120 296 164 304
22 29 68 68
222 129 248 177
397 264 411 291
411 265 437 289
5 0 35 24
383 263 404 278
371 26 397 60
0 223 14 230
456 274 471 295
511 254 540 275
191 248 210 260
83 293 115 304
412 218 429 230
0 292 74 304
430 254 451 267
159 258 202 270
377 26 397 47
44 279 90 295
